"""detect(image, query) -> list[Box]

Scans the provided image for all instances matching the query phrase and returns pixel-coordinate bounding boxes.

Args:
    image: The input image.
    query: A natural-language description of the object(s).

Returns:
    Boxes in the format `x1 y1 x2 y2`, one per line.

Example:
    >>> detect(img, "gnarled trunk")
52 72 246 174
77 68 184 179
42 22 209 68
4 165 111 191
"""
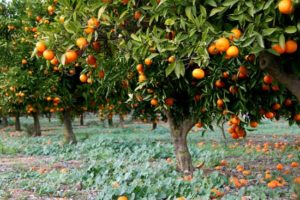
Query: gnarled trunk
119 114 124 128
32 112 41 137
80 113 84 126
15 113 21 131
152 121 157 130
167 112 195 175
259 51 300 101
2 117 8 127
63 110 77 144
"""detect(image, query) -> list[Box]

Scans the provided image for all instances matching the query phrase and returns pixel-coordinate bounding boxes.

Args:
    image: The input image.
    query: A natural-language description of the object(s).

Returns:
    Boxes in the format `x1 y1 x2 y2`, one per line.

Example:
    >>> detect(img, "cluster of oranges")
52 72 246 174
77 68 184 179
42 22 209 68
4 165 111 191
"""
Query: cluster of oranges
272 39 297 55
227 115 247 139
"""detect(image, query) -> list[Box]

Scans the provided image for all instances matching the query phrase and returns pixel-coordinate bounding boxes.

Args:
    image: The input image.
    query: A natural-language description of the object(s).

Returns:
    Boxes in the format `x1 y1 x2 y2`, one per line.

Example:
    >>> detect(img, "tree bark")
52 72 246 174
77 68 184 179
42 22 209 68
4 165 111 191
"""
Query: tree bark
166 112 195 175
63 110 77 144
2 117 8 127
259 51 300 101
80 113 84 126
119 114 124 128
15 113 21 131
48 113 51 123
152 122 157 130
108 116 113 127
32 112 41 137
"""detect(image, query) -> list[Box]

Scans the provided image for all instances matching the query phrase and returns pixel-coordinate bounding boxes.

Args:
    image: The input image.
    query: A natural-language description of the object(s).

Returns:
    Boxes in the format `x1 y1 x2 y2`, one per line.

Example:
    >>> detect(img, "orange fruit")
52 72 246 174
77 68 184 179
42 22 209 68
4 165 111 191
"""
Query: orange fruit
138 74 146 82
226 46 239 58
79 74 88 83
229 28 242 40
144 58 152 66
84 27 94 34
134 11 142 20
272 103 281 110
168 56 176 63
65 51 78 63
217 99 224 108
263 75 273 84
291 162 299 168
50 57 59 65
117 196 128 200
87 17 100 28
215 80 225 88
192 68 205 79
272 44 285 54
43 50 55 60
136 64 144 73
165 98 174 106
238 66 248 78
195 122 203 128
278 0 293 15
265 112 275 119
215 38 230 52
276 163 284 171
284 98 292 106
76 37 88 49
92 41 101 51
250 121 258 128
48 5 55 13
285 40 297 54
99 70 105 78
22 59 27 64
207 43 219 55
242 170 251 176
150 98 158 106
267 180 279 189
36 42 47 52
294 177 300 184
294 114 300 122
86 55 97 65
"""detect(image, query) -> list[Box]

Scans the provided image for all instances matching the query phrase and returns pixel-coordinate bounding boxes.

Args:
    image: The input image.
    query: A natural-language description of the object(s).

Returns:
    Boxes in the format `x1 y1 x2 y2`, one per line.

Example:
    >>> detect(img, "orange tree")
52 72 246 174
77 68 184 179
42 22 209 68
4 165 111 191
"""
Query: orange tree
0 0 58 134
97 0 299 174
11 0 300 174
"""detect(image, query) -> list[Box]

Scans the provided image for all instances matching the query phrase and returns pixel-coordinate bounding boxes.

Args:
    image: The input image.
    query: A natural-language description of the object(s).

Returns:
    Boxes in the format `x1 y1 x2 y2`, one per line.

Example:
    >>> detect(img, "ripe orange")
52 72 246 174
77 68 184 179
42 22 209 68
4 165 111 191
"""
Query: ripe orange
138 74 147 82
285 40 297 54
272 44 285 54
294 114 300 122
99 70 105 78
79 74 88 83
229 28 242 40
215 38 230 52
168 56 176 63
117 196 128 200
150 98 158 106
36 42 47 52
267 180 279 189
192 68 205 79
278 0 293 15
215 80 225 88
65 51 78 63
226 46 239 58
223 71 229 78
43 50 55 60
144 58 152 66
272 103 281 110
86 55 97 65
284 98 292 106
265 112 275 119
50 57 59 65
263 75 273 84
136 64 144 73
250 121 258 128
217 99 224 108
87 17 100 28
276 163 284 171
22 59 27 64
165 98 174 106
207 43 219 55
76 37 88 49
134 11 142 20
195 122 203 128
48 5 55 13
291 162 299 168
92 41 101 51
238 66 248 78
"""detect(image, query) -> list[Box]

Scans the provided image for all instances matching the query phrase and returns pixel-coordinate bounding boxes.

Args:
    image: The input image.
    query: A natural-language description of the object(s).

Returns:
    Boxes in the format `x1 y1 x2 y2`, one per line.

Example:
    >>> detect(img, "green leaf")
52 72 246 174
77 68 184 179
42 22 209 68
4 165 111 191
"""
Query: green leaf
185 7 193 21
206 0 217 7
209 7 226 17
98 5 107 20
165 62 176 77
262 28 278 36
165 18 175 26
279 34 285 49
256 34 265 48
284 26 297 34
130 34 141 42
223 0 239 7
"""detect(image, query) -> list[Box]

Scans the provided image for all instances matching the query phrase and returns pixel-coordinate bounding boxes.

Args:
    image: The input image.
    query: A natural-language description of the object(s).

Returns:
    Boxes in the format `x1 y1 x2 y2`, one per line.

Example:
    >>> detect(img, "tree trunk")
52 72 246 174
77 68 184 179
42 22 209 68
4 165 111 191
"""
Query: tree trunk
152 122 157 130
15 113 21 131
167 112 195 175
32 112 41 137
119 114 124 128
259 51 300 101
80 114 84 126
3 117 8 127
108 117 113 128
63 110 77 144
48 113 51 123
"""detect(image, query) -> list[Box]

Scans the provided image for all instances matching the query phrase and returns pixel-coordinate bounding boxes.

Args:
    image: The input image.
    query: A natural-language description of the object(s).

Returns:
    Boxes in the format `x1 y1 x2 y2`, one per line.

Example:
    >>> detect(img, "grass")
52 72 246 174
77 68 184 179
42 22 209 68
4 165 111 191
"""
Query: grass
0 116 299 199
